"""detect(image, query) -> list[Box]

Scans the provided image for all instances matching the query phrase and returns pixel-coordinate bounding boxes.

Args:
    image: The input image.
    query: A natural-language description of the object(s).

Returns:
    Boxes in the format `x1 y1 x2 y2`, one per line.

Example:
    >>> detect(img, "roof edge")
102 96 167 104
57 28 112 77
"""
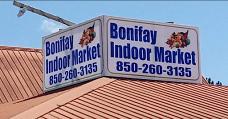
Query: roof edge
0 46 42 52
11 77 115 119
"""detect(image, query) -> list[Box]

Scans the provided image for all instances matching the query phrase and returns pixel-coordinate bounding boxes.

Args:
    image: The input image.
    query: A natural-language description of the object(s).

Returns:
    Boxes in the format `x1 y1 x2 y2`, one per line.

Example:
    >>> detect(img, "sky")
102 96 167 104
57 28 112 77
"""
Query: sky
0 1 228 85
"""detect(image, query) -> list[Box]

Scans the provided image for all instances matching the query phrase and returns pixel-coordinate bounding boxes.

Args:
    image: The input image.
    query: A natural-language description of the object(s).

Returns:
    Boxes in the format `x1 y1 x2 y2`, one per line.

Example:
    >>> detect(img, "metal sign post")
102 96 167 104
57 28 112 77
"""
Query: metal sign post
13 0 75 26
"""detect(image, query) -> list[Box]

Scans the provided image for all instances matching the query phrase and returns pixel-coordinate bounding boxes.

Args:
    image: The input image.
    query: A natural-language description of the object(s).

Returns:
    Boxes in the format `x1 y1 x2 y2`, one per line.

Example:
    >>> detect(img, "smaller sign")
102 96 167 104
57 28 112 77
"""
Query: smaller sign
43 18 103 92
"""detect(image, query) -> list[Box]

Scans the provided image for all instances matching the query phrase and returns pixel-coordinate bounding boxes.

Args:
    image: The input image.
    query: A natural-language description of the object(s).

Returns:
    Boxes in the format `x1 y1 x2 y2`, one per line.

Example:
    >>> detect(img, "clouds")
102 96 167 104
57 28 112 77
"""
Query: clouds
41 19 66 34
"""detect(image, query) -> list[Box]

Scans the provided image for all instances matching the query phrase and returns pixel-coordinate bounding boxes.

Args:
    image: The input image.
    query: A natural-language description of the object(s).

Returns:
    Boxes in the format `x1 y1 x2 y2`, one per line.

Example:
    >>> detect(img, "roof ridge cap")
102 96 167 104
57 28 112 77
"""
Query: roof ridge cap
0 46 42 52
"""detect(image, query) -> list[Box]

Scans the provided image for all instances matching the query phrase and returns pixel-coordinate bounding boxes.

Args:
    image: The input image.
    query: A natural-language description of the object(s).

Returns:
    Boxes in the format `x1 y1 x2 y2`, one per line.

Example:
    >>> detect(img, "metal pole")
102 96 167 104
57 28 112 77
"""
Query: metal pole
13 0 76 26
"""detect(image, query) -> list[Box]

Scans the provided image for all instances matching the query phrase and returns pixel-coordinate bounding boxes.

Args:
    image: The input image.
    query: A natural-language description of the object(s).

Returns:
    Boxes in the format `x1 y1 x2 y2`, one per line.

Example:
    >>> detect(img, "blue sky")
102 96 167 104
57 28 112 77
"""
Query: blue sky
1 1 228 85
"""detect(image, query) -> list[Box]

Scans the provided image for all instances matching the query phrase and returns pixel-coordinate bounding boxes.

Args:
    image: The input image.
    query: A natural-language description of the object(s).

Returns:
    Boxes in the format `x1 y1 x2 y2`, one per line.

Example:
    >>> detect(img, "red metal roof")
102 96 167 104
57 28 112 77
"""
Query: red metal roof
1 46 227 119
11 78 228 119
0 46 43 103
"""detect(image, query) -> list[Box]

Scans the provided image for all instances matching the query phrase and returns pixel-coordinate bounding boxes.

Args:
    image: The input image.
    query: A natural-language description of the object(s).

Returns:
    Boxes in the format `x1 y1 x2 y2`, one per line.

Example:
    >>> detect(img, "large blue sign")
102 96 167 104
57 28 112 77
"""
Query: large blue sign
105 16 200 83
43 16 201 92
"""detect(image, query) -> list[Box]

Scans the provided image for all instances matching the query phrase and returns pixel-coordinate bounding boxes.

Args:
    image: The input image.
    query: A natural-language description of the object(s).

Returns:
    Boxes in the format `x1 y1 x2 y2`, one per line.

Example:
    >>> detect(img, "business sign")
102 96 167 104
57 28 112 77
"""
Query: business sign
43 18 102 92
103 16 201 84
43 16 201 92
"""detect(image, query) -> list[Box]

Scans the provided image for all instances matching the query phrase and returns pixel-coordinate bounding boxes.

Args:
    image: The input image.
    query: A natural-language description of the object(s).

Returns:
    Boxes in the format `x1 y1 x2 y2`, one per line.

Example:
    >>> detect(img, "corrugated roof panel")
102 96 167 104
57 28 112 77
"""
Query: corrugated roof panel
0 46 43 104
35 79 228 119
109 81 224 118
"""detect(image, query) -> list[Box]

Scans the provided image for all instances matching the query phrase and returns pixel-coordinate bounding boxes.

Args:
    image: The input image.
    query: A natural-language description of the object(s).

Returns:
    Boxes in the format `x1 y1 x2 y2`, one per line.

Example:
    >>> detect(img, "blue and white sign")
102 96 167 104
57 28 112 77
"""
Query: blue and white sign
103 16 201 84
43 16 201 92
43 18 102 92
